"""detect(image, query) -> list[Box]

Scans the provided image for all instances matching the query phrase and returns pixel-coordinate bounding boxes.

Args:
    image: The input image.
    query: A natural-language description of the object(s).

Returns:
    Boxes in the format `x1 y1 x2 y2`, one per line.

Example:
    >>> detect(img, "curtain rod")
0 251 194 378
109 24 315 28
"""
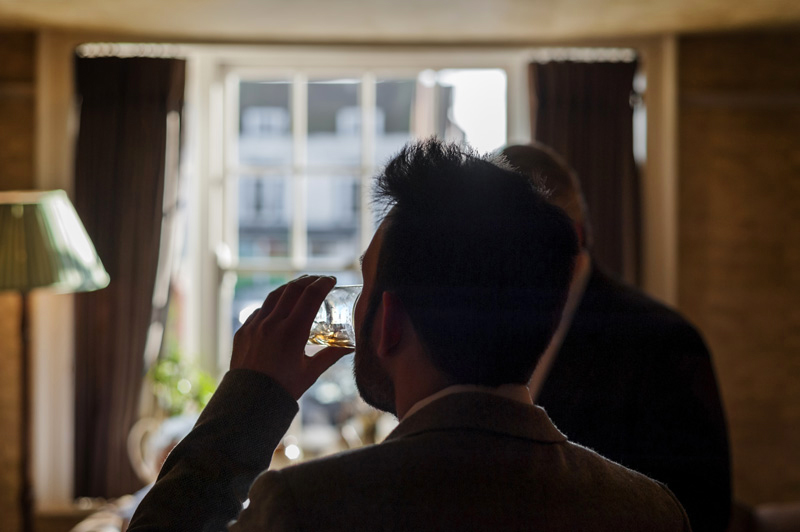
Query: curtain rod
77 42 636 63
528 47 636 63
76 43 186 58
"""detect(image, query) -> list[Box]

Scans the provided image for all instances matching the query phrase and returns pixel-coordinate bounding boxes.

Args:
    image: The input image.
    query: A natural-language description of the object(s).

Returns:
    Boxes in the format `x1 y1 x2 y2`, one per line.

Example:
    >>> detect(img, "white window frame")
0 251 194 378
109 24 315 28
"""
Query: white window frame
184 45 535 374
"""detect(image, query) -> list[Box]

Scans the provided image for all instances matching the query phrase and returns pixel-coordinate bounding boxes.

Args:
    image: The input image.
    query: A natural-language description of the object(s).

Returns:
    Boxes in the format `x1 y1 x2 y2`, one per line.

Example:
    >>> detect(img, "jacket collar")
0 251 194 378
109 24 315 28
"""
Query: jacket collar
384 391 567 444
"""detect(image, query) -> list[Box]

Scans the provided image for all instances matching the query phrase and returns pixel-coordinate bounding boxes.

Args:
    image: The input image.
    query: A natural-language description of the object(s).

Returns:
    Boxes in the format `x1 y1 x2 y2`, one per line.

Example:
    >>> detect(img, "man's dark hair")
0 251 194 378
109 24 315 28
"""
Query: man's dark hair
372 139 578 386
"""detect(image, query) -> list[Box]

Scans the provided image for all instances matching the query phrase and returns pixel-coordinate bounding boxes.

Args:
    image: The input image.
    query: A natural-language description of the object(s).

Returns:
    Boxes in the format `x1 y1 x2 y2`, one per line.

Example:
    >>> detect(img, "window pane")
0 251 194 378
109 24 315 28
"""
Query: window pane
307 175 361 261
237 176 291 258
239 80 292 166
375 79 416 165
307 79 361 166
435 69 507 153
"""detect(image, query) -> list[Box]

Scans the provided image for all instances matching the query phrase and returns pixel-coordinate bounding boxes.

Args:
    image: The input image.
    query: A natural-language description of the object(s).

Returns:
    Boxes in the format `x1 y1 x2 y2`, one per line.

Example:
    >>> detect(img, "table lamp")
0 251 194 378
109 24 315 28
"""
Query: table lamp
0 189 109 532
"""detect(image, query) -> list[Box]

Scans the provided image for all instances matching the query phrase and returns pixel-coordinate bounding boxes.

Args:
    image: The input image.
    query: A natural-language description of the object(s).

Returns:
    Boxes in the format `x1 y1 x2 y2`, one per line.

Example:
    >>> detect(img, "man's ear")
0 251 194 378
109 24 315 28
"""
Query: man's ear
377 291 406 357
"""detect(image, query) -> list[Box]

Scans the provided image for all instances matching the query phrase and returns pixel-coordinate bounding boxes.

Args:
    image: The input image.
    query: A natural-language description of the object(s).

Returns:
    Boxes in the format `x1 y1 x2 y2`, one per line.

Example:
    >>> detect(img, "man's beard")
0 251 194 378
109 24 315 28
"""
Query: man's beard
354 291 397 416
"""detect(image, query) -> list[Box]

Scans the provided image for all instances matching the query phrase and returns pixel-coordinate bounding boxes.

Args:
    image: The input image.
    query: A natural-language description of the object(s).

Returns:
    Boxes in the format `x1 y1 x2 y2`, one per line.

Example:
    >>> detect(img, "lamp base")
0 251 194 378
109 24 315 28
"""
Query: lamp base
20 292 33 532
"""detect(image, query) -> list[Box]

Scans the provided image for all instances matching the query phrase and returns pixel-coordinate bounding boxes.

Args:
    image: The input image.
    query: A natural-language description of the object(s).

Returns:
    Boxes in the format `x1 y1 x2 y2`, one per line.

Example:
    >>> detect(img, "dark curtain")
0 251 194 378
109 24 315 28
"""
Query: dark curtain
73 56 185 498
530 60 640 285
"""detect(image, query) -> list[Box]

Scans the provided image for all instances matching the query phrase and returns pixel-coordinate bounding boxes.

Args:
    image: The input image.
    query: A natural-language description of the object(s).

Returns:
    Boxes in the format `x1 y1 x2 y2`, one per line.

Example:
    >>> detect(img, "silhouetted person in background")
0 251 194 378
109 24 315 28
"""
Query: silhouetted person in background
129 140 691 531
503 142 731 532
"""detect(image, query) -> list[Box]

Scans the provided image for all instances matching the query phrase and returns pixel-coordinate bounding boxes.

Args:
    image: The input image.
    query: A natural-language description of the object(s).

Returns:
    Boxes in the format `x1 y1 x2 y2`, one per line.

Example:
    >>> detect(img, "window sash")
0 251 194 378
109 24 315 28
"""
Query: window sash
222 70 382 273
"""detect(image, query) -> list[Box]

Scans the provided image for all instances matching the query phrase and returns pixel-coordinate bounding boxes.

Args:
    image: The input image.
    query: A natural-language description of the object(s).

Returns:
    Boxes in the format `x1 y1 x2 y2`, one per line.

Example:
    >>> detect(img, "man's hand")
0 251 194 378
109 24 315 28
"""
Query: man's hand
231 275 353 400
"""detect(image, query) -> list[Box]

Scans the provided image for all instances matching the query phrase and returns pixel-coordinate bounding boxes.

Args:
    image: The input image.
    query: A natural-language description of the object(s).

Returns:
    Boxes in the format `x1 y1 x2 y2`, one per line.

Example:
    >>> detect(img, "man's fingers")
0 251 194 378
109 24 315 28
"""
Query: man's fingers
250 284 286 319
271 275 319 319
307 346 353 378
293 276 337 326
252 274 311 323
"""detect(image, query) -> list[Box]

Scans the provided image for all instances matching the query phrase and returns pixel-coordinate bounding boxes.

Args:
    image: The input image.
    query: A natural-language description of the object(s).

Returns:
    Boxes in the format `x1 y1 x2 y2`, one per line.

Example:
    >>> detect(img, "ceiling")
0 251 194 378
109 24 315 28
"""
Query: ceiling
0 0 799 43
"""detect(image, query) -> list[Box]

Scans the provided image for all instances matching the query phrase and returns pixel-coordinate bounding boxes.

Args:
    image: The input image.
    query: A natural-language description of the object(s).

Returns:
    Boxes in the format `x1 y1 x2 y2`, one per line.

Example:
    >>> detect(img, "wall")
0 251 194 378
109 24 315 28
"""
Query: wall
678 30 800 505
0 30 37 532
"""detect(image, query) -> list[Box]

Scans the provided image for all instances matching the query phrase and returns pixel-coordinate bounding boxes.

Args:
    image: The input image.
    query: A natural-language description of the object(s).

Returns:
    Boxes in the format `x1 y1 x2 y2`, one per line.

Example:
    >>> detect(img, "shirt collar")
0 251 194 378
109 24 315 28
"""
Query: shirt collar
402 383 533 422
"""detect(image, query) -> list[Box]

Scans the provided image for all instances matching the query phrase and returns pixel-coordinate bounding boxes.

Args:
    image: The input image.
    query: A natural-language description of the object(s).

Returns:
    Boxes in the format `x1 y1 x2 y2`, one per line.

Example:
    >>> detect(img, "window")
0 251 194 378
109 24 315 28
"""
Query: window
226 67 507 457
179 46 526 461
216 63 510 364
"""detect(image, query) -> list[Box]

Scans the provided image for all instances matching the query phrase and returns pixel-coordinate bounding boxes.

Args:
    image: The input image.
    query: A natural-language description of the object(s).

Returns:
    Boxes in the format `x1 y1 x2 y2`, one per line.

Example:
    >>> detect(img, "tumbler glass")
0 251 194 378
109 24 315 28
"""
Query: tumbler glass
308 285 362 348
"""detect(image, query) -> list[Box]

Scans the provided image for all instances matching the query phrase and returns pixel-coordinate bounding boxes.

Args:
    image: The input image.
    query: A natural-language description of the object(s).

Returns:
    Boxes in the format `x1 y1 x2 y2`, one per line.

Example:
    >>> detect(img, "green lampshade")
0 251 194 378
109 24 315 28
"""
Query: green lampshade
0 190 109 293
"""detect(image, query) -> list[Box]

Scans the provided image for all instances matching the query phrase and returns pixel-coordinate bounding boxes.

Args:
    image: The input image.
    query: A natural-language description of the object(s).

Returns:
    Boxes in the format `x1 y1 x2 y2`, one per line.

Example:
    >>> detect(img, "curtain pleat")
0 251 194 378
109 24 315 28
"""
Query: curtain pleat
530 60 640 285
73 56 185 498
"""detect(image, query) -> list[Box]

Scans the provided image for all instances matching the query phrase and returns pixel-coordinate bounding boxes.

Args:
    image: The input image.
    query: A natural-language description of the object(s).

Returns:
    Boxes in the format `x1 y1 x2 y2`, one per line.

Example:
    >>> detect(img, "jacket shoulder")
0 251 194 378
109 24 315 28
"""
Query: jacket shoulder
579 268 709 352
556 441 693 529
242 435 691 532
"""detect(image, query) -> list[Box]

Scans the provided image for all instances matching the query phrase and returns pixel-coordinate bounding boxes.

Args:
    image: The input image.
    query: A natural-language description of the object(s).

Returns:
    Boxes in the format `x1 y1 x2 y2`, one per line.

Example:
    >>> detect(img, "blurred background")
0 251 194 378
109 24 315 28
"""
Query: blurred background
0 1 798 530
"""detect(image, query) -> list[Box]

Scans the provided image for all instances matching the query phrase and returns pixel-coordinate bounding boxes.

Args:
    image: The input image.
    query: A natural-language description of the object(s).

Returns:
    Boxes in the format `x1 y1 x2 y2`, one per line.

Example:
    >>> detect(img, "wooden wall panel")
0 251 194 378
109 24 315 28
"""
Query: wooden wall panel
0 30 36 532
0 97 35 191
0 294 23 532
678 31 800 506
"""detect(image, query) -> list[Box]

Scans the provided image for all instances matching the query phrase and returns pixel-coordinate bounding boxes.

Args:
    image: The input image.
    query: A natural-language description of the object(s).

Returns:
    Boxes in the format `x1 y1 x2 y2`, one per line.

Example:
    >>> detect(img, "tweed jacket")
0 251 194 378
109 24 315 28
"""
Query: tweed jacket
129 369 691 532
537 267 731 532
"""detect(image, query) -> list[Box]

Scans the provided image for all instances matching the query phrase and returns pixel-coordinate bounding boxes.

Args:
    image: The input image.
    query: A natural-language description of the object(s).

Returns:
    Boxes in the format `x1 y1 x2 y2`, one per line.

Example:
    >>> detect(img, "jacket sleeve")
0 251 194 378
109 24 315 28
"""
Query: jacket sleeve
128 369 299 532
